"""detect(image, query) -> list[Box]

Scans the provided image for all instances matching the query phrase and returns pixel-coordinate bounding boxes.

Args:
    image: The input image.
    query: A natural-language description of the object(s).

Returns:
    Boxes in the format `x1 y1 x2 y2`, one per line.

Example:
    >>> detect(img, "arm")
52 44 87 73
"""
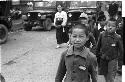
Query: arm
96 32 102 57
55 52 67 82
89 55 98 82
117 35 123 59
54 13 57 26
89 33 96 47
61 11 67 26
93 28 98 42
89 33 96 54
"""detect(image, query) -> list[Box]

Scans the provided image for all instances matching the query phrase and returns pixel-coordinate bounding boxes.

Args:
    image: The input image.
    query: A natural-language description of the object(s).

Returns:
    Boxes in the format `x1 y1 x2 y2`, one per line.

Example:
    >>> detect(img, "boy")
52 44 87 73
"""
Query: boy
79 14 96 54
96 18 123 82
55 24 98 82
93 15 106 43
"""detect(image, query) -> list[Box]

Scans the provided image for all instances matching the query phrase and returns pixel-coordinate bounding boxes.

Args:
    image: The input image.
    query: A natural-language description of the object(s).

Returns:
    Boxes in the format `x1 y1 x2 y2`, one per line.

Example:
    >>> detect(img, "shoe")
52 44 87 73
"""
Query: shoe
56 45 61 49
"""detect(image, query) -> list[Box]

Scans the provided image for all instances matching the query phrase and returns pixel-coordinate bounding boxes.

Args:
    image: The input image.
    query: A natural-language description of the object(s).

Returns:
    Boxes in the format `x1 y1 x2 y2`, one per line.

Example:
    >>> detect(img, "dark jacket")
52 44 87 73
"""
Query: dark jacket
55 46 98 82
96 31 123 61
93 27 105 43
85 32 96 54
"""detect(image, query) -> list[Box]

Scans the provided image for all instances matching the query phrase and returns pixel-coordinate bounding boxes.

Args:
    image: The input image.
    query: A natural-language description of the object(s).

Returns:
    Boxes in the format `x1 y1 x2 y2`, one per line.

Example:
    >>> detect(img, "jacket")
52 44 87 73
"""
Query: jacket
96 31 123 60
55 46 98 82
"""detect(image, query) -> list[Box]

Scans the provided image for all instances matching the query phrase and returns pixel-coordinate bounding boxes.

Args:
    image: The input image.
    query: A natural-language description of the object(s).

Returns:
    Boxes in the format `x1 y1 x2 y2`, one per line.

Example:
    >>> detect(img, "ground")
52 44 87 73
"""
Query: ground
0 19 122 82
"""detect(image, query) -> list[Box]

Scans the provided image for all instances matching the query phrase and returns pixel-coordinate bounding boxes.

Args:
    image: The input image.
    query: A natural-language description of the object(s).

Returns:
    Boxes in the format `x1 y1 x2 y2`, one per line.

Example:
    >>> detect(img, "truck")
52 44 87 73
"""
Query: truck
0 1 12 44
23 1 56 31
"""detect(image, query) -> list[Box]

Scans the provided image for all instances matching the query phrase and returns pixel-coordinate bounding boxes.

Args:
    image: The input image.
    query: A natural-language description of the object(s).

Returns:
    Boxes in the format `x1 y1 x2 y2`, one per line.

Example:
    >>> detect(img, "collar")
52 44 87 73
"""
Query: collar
98 24 106 30
66 45 88 59
104 31 116 38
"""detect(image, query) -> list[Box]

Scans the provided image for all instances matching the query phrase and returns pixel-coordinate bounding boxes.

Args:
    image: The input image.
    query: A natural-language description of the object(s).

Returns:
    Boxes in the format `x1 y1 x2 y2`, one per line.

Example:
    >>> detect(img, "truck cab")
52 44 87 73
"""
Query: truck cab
0 1 12 44
23 1 56 31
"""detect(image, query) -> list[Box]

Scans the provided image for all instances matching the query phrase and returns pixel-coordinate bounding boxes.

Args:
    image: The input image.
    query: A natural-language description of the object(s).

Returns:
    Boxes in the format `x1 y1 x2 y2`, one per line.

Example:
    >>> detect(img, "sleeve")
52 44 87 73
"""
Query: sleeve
96 32 102 57
117 35 123 59
55 52 67 82
89 33 96 47
89 55 98 82
89 33 96 54
93 28 98 42
54 13 57 26
61 11 67 26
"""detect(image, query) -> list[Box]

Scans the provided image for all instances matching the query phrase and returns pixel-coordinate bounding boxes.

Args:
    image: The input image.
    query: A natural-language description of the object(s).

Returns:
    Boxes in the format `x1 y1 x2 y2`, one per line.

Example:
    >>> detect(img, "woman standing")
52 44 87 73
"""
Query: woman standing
54 4 69 48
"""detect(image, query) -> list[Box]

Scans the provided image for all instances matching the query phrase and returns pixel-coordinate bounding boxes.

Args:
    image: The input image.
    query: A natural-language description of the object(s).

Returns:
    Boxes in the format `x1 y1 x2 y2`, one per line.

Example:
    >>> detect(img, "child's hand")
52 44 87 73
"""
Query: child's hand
56 25 61 29
101 54 105 59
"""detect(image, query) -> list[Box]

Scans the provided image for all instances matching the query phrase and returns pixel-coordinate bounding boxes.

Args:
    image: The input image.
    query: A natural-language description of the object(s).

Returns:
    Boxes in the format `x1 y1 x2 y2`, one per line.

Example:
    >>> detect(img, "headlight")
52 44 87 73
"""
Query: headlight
8 16 11 21
40 15 46 19
68 13 72 17
27 13 30 17
38 13 41 17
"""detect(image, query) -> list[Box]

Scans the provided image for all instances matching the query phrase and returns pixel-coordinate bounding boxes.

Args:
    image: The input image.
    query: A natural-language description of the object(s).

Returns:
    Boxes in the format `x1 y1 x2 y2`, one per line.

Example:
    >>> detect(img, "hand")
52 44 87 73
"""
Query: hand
101 54 105 59
56 25 61 29
61 24 65 27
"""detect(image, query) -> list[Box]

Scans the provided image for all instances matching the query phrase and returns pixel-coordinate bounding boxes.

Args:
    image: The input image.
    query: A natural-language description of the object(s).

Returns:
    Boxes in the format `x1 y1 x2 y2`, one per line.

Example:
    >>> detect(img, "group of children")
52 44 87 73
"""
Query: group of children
55 4 123 82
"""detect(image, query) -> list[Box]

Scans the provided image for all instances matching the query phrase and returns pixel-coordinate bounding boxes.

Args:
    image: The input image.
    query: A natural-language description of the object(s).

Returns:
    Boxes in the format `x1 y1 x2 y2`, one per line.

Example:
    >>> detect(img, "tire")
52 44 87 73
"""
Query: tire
43 18 52 31
0 24 8 44
24 25 32 31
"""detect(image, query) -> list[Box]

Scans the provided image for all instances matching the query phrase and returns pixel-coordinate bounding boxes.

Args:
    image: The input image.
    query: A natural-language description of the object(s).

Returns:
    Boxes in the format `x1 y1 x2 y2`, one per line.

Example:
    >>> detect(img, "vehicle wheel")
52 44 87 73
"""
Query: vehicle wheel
24 25 32 31
43 18 52 31
0 24 8 44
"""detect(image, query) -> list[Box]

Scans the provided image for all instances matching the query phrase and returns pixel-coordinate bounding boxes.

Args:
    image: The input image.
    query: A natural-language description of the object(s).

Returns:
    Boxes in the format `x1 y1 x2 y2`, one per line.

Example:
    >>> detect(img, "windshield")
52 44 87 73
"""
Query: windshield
34 1 56 8
69 1 97 9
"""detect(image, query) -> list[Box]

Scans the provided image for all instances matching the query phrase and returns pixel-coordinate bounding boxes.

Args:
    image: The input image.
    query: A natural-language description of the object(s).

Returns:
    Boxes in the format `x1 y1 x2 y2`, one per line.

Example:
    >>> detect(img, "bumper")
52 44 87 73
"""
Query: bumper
23 20 44 27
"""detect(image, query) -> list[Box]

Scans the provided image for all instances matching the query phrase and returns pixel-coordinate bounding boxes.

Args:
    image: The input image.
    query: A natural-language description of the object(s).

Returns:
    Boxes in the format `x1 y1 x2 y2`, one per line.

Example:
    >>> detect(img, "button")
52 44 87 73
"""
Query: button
73 70 75 73
71 77 75 81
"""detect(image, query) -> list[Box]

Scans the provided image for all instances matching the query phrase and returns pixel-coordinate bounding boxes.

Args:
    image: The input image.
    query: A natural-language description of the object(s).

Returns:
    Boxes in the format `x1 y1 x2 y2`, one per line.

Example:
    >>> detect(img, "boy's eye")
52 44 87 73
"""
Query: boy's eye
72 35 77 38
79 35 85 38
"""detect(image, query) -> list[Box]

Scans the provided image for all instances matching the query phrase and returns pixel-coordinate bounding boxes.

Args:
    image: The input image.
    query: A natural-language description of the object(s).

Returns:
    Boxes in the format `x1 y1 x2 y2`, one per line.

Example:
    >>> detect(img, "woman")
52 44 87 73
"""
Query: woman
54 4 69 48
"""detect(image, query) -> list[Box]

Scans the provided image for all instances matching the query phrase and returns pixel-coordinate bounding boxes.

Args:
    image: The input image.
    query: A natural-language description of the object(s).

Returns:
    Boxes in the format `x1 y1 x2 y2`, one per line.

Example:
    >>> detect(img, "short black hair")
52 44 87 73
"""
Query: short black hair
108 18 117 21
70 24 89 36
107 18 117 26
79 17 87 20
97 15 106 21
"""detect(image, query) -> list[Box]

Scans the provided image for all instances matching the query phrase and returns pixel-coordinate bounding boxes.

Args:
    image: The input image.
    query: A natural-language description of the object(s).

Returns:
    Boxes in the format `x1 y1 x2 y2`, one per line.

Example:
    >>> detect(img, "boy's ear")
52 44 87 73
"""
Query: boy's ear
69 33 71 38
86 36 89 41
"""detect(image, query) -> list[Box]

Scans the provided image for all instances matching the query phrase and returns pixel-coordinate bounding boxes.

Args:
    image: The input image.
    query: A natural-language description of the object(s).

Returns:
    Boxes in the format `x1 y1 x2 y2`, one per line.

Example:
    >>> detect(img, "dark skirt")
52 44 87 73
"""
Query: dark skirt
56 26 69 44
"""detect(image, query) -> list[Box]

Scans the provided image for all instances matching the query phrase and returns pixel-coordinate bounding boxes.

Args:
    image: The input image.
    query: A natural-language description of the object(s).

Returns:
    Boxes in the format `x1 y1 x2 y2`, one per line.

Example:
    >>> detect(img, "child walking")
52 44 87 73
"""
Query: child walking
54 4 69 48
55 24 98 82
96 18 123 82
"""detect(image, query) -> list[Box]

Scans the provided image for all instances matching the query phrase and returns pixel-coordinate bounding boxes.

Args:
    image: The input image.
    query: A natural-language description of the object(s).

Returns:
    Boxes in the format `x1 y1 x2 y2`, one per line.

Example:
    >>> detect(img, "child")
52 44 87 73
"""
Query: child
55 24 98 82
96 18 123 82
67 15 96 54
79 15 96 54
54 4 69 49
93 15 106 43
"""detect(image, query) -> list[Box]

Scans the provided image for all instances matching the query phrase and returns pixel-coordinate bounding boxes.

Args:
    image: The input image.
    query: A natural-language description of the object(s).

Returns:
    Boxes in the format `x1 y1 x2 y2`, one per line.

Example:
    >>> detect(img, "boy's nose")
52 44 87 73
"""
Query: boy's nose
76 38 80 42
109 26 112 29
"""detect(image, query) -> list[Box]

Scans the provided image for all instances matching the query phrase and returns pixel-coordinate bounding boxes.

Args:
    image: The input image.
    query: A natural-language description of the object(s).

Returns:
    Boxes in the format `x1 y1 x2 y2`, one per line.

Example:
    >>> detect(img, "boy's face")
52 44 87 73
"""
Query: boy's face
106 21 116 33
100 21 106 28
80 19 88 24
70 28 88 48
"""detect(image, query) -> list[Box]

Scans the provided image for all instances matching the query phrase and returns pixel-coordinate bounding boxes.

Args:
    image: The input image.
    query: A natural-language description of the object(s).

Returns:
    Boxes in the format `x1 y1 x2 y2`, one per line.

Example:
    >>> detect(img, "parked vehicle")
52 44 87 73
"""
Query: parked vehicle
23 10 55 31
0 1 12 44
23 1 56 31
67 8 96 29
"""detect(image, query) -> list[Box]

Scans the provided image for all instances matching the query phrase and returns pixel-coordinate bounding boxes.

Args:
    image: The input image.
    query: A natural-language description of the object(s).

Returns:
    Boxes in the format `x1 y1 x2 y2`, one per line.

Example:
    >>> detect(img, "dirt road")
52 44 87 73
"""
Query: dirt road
1 27 122 82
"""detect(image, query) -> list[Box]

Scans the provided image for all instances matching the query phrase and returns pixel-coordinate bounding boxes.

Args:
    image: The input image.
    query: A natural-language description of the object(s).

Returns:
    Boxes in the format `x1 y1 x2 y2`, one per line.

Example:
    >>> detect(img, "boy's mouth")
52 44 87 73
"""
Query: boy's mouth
74 43 81 45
